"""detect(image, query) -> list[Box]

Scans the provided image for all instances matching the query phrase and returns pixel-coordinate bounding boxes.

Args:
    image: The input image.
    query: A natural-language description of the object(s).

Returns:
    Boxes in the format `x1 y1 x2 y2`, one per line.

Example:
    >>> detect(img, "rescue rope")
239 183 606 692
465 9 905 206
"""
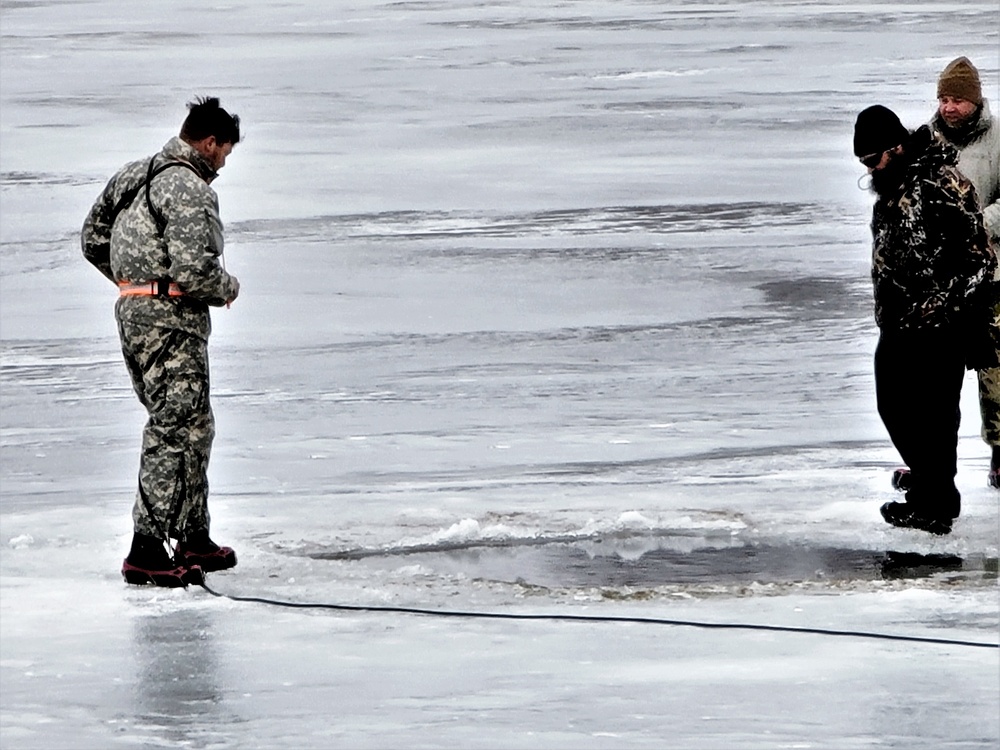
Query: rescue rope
195 577 998 650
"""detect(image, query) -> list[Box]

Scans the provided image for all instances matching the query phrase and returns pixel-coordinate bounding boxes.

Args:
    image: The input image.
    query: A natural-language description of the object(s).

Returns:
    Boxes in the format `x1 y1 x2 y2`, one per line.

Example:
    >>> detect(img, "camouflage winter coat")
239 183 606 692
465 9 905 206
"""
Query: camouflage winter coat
870 125 995 335
81 137 239 340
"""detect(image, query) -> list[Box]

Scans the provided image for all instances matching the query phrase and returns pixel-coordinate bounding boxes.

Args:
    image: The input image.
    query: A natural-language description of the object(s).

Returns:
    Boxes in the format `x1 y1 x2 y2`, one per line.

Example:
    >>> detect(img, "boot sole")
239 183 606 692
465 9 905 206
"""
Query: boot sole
178 549 237 573
122 562 203 587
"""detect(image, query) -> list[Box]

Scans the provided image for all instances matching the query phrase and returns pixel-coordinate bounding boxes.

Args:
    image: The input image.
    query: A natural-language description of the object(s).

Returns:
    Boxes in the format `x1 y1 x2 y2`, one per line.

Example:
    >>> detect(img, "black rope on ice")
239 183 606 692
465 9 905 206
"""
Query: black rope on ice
196 578 999 650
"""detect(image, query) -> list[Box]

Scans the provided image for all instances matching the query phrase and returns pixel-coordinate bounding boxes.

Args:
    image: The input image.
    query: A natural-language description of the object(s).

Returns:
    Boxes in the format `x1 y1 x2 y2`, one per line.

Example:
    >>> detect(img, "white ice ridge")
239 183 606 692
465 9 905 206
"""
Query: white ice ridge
374 511 749 556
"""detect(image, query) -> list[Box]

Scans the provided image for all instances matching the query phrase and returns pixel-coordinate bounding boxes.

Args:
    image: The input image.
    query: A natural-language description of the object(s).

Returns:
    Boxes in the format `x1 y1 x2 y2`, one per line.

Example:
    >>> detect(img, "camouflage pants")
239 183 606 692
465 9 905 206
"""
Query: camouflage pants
118 319 215 540
979 366 1000 446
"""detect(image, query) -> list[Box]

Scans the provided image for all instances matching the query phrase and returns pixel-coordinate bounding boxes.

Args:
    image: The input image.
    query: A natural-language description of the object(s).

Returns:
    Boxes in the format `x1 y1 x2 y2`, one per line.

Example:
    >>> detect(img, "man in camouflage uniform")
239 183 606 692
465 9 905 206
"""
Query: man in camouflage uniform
929 57 1000 487
82 97 242 585
854 105 994 535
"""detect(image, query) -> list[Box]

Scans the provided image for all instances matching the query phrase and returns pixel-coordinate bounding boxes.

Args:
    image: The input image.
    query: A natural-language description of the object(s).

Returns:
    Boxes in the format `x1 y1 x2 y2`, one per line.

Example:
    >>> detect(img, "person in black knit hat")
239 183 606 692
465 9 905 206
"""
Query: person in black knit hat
854 105 995 534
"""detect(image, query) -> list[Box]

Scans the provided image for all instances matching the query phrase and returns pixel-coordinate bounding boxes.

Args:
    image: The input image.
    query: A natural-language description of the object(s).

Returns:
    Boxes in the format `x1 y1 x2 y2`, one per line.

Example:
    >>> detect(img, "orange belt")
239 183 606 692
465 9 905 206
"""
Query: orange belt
118 280 184 298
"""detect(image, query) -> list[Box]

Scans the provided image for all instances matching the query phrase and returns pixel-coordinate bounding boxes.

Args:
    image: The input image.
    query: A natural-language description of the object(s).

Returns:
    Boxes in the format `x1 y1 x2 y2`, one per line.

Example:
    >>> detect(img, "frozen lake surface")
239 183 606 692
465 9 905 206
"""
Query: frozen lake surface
1 1 998 748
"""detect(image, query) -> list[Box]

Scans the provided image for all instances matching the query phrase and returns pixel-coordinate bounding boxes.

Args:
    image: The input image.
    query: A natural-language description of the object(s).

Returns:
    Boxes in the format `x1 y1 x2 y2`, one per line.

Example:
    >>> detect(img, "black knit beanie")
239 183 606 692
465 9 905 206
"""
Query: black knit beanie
853 105 909 157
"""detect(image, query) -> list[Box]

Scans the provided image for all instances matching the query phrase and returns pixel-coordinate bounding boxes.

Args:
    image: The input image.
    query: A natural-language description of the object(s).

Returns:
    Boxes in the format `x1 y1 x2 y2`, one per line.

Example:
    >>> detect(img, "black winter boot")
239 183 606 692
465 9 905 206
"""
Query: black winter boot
176 530 237 572
122 533 201 587
879 502 954 536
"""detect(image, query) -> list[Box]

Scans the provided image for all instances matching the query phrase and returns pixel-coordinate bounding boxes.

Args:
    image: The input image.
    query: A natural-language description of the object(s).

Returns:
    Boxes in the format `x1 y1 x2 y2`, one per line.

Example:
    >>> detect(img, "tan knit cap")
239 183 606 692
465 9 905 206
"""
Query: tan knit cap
937 57 982 104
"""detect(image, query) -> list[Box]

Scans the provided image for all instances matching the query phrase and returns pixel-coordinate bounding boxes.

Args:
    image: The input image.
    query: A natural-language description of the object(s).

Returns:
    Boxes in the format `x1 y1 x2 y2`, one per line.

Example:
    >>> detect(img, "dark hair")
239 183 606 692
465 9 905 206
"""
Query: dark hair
180 96 241 145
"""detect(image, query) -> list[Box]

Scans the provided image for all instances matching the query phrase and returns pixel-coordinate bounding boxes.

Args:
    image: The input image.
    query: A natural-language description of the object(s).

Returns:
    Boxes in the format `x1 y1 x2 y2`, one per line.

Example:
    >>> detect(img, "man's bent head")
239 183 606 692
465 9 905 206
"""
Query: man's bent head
180 96 241 173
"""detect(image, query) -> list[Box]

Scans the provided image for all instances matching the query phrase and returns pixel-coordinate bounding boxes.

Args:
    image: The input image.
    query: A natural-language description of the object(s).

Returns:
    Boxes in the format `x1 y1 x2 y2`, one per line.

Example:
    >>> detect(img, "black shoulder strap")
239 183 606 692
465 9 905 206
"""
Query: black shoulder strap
109 158 200 235
109 177 146 225
144 158 201 237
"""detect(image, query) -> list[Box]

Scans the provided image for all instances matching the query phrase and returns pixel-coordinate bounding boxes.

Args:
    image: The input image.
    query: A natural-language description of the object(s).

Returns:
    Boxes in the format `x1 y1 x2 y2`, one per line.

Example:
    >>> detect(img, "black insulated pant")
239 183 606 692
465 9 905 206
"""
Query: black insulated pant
874 326 965 519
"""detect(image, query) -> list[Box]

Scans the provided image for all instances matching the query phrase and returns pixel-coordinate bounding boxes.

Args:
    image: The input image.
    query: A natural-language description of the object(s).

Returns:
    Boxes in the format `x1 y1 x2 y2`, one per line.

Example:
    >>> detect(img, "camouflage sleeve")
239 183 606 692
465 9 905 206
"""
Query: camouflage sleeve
81 175 120 283
924 169 995 302
153 171 239 307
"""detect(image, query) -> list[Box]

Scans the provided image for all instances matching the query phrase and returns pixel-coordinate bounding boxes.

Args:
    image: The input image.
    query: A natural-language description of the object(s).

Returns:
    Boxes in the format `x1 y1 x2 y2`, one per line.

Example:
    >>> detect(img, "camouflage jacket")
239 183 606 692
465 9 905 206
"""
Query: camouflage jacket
81 136 239 340
870 125 995 333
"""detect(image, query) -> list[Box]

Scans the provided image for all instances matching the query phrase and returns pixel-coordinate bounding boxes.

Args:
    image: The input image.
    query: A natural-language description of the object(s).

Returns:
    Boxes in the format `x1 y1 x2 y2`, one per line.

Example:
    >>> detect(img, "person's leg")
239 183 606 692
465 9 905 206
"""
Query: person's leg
117 320 211 584
875 330 922 473
904 330 964 518
875 328 964 529
163 340 238 572
977 366 1000 486
174 345 214 540
120 321 214 541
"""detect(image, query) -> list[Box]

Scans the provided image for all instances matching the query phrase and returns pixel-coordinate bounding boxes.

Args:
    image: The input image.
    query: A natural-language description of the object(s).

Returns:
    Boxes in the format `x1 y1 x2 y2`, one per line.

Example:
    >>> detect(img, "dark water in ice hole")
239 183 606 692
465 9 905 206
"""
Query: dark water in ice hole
310 535 999 589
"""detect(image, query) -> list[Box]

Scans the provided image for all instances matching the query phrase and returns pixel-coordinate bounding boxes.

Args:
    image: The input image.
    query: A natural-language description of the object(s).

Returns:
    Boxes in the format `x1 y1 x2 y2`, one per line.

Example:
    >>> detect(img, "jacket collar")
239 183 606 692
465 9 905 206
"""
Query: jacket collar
907 124 959 171
160 136 218 183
